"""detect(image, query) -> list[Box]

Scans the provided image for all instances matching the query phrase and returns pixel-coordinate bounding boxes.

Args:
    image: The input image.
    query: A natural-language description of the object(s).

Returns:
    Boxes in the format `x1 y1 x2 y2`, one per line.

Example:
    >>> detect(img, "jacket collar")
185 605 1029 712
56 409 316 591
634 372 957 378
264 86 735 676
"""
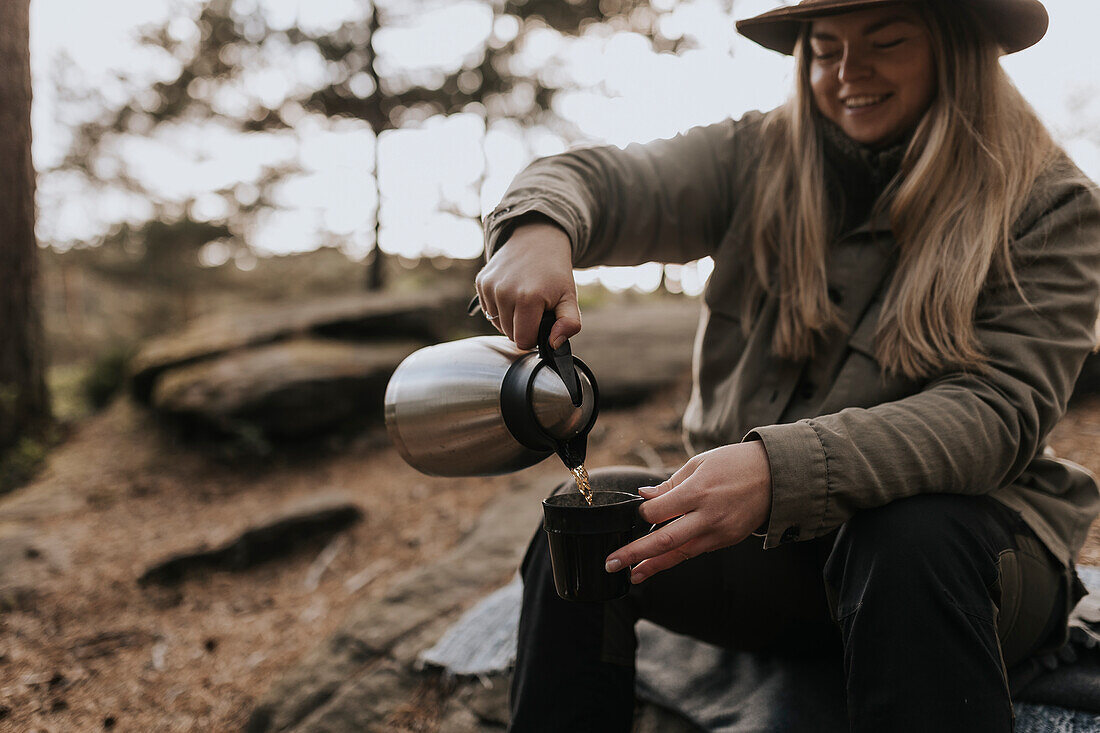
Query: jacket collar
818 118 908 236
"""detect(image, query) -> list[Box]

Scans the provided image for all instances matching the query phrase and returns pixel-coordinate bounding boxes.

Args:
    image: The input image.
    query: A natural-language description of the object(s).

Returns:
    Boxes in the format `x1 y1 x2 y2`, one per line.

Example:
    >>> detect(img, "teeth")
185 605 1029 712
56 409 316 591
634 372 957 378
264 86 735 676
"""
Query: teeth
844 94 889 109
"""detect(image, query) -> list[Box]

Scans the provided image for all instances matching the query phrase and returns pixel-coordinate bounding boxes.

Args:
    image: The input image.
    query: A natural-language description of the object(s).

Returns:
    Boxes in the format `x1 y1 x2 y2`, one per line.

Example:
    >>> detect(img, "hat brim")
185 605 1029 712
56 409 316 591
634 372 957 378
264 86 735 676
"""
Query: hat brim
735 0 1049 56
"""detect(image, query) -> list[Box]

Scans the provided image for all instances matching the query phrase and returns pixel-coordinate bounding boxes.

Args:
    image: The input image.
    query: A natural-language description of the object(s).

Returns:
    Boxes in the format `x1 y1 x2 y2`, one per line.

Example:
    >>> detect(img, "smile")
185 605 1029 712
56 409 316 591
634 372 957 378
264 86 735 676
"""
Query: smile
843 94 892 109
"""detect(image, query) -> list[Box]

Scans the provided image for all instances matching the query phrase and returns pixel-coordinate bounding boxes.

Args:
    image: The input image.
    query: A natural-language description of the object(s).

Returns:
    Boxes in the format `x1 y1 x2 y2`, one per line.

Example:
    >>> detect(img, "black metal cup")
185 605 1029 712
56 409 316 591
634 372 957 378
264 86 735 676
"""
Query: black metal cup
542 490 648 602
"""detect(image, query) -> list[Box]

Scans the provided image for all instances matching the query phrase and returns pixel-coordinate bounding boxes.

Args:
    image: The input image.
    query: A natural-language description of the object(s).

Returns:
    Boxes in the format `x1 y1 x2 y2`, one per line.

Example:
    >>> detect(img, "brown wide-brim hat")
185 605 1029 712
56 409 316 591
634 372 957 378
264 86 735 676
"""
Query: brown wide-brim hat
736 0 1049 55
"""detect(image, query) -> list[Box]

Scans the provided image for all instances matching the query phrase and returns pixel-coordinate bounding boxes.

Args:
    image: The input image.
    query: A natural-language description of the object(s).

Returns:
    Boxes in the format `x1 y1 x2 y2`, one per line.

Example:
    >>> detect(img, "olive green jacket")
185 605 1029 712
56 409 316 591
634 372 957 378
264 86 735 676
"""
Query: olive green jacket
483 111 1100 565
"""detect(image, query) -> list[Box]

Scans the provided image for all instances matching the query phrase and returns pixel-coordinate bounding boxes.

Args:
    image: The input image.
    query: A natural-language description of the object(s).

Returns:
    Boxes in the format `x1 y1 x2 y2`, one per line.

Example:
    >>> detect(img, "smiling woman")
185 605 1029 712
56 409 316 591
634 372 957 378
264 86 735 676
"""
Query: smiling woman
477 0 1100 731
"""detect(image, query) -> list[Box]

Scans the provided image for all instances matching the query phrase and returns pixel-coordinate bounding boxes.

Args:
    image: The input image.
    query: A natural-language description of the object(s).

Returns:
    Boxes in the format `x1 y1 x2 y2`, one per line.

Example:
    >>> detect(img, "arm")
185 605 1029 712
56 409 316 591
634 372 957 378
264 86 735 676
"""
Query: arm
477 114 762 347
484 114 759 268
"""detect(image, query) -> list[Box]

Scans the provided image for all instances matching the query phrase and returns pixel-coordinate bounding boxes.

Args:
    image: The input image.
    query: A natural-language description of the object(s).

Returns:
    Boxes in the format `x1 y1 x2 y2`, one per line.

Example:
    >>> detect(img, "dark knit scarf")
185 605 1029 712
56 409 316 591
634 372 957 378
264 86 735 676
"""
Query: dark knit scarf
818 117 910 235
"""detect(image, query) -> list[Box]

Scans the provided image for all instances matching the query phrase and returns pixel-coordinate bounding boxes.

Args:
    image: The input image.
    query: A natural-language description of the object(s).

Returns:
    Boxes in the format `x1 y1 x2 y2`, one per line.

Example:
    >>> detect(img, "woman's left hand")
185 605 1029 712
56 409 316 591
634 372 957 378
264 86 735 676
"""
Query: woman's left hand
605 441 772 584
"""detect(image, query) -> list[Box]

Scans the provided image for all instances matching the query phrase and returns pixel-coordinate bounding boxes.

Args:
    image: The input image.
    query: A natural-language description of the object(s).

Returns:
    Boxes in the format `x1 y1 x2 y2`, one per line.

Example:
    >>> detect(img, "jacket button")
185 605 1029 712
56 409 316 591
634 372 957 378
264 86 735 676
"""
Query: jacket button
828 287 843 304
781 526 800 543
799 382 816 400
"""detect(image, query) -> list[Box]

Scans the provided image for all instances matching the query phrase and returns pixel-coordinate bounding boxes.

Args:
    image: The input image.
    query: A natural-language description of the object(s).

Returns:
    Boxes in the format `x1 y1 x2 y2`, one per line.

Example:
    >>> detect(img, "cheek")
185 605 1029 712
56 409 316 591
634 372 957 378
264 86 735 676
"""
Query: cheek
904 45 938 113
918 58 938 107
809 65 835 113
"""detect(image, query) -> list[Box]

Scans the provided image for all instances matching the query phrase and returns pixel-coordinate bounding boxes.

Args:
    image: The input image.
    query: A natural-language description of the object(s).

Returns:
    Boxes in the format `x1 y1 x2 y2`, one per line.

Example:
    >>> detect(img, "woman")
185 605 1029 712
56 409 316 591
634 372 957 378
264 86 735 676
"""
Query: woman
476 0 1100 730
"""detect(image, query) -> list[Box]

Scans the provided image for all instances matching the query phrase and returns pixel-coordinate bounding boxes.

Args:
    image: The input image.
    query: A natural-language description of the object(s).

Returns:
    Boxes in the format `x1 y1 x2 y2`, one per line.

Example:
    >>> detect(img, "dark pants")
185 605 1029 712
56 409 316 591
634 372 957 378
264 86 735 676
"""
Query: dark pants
509 467 1071 733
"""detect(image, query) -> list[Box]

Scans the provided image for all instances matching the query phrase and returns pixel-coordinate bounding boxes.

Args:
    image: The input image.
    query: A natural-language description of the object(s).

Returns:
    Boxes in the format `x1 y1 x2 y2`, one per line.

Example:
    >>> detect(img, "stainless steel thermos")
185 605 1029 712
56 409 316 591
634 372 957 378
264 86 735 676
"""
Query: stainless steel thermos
384 312 599 476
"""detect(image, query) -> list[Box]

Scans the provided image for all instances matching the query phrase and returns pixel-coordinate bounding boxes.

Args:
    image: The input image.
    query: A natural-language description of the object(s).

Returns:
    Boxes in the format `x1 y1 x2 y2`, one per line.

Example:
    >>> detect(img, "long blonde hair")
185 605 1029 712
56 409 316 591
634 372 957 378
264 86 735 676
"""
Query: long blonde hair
746 0 1057 380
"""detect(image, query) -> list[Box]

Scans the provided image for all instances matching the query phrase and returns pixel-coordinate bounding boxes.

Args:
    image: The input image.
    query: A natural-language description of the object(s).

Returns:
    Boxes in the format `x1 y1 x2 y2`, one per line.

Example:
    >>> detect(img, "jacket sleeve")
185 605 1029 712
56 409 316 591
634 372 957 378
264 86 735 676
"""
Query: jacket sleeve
482 113 763 268
747 163 1100 549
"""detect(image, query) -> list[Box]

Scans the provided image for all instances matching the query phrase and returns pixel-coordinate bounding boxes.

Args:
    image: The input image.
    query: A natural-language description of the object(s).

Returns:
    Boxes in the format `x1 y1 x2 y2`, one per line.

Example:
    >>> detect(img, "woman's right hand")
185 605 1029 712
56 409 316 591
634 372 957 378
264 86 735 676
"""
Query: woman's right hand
475 219 582 350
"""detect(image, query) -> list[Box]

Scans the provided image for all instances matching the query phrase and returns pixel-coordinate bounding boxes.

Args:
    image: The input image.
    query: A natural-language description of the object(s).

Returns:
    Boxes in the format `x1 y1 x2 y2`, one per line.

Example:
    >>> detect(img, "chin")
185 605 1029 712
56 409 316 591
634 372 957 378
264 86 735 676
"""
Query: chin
840 123 899 148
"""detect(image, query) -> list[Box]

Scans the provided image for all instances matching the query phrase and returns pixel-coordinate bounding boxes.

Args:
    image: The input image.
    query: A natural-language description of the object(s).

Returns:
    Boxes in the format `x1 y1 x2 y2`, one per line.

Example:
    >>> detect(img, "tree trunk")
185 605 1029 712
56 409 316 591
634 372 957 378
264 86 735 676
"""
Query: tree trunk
0 0 50 450
364 2 386 292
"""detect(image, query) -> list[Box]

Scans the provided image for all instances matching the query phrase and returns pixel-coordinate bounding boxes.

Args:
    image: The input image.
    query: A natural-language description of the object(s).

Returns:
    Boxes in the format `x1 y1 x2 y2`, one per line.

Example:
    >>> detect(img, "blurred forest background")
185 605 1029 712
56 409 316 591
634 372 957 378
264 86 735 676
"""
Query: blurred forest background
30 0 1099 425
34 0 717 427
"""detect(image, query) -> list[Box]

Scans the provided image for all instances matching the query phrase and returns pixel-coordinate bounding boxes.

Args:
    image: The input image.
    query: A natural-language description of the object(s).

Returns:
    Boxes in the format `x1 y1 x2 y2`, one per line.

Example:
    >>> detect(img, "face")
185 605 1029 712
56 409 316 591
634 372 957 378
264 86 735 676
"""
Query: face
808 6 937 147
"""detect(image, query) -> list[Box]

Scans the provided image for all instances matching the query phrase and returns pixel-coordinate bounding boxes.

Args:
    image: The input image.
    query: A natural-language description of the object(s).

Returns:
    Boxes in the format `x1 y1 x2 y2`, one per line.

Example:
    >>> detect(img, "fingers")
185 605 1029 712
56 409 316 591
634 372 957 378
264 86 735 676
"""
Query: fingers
498 296 517 343
475 286 582 351
637 457 702 524
629 537 710 584
548 297 582 350
512 299 544 350
474 276 505 336
637 454 699 498
605 513 708 578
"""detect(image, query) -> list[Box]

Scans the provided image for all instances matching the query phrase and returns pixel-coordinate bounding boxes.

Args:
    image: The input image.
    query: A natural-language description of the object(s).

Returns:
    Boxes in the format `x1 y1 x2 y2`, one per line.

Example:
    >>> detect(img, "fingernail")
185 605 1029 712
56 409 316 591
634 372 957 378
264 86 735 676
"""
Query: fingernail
550 336 564 350
638 485 657 496
630 571 644 584
605 558 621 573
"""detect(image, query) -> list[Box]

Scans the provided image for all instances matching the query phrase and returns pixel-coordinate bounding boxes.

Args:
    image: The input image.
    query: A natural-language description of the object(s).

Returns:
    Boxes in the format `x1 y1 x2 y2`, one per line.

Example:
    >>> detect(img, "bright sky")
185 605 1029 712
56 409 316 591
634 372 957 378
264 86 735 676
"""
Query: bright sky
28 0 1100 292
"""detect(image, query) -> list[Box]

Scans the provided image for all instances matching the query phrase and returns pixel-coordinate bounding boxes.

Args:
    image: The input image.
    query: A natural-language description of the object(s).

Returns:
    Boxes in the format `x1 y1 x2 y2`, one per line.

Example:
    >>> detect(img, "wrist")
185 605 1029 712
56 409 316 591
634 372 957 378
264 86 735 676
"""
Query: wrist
502 212 567 249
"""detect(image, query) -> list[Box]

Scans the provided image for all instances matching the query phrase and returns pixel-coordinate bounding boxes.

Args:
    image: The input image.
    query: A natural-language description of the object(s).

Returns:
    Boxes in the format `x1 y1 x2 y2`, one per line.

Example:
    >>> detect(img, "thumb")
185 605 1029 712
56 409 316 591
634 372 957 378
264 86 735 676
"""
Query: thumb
549 296 582 349
641 455 702 498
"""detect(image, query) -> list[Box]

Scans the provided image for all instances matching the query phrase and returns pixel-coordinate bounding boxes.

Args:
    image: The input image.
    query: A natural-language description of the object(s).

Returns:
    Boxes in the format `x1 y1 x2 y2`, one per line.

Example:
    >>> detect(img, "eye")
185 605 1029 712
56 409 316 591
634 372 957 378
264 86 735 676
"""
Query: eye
812 47 841 61
872 37 907 50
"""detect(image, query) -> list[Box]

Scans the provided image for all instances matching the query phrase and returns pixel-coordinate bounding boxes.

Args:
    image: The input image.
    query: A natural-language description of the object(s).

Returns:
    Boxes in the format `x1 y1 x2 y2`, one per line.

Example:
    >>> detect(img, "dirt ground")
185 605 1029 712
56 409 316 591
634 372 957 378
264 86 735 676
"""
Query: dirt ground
2 384 1100 733
0 379 693 733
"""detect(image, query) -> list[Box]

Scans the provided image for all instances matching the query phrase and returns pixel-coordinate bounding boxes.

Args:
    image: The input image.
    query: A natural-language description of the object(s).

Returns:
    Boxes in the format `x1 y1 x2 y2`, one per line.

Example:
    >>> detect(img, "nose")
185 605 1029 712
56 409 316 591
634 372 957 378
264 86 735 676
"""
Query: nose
838 48 873 83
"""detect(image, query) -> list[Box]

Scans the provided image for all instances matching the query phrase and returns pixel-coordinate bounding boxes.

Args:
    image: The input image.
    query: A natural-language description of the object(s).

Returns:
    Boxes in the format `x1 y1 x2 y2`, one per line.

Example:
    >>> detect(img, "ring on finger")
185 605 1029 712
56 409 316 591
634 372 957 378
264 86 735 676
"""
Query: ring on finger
485 313 500 322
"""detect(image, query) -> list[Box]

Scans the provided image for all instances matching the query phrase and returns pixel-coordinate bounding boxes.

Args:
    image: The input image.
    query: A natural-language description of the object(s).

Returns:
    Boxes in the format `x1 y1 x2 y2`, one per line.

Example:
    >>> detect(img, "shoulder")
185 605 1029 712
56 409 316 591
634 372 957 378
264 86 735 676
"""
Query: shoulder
703 108 777 148
664 108 779 156
1014 152 1100 242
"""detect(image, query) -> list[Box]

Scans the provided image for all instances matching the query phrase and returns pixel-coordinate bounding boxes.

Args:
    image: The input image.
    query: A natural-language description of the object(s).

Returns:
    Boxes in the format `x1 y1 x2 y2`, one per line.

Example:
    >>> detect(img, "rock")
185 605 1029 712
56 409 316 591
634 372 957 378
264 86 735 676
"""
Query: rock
245 479 545 732
138 499 363 586
131 288 470 403
571 298 699 407
136 292 697 442
150 338 421 437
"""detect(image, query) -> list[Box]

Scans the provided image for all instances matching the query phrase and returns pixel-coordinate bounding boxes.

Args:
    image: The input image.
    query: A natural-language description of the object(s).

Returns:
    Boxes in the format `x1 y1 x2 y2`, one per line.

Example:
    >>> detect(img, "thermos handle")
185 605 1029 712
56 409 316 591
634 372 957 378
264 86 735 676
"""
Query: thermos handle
537 312 583 407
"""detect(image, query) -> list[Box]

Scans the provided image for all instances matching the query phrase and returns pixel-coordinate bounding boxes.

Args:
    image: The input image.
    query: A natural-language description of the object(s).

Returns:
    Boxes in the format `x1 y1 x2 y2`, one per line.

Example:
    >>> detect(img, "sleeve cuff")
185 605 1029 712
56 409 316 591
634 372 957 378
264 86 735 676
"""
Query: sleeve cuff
483 200 582 262
743 421 830 549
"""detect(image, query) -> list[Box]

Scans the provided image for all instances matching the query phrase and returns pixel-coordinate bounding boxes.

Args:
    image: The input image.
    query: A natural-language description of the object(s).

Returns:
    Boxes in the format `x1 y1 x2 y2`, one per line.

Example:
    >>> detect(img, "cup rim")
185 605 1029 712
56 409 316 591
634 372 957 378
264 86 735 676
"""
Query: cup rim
542 490 642 509
542 491 644 534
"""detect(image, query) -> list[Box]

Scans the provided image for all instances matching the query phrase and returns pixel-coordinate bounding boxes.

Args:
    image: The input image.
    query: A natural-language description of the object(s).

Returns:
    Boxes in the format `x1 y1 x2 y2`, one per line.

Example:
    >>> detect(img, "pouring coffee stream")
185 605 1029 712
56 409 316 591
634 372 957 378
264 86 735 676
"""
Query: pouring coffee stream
384 301 599 494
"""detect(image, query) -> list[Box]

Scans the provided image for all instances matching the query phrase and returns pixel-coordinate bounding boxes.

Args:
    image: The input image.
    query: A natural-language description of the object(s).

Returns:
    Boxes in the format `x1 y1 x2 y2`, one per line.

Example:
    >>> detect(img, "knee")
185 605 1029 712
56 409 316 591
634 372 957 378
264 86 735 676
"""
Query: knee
833 494 992 565
825 495 999 613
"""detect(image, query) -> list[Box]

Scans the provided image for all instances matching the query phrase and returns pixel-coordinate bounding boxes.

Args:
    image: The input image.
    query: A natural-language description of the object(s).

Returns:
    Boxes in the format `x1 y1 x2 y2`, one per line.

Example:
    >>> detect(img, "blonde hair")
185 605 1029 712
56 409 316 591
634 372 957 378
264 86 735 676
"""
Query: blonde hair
746 0 1057 380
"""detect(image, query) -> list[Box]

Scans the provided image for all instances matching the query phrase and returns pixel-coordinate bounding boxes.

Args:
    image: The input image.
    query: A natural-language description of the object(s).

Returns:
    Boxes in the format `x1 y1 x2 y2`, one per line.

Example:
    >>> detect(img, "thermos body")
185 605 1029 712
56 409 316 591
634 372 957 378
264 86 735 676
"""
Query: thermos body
384 336 597 477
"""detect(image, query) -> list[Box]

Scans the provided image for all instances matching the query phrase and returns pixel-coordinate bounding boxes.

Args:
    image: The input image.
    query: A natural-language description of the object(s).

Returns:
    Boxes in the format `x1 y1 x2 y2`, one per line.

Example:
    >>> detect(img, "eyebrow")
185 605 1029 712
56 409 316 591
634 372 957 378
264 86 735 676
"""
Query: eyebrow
810 16 914 42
